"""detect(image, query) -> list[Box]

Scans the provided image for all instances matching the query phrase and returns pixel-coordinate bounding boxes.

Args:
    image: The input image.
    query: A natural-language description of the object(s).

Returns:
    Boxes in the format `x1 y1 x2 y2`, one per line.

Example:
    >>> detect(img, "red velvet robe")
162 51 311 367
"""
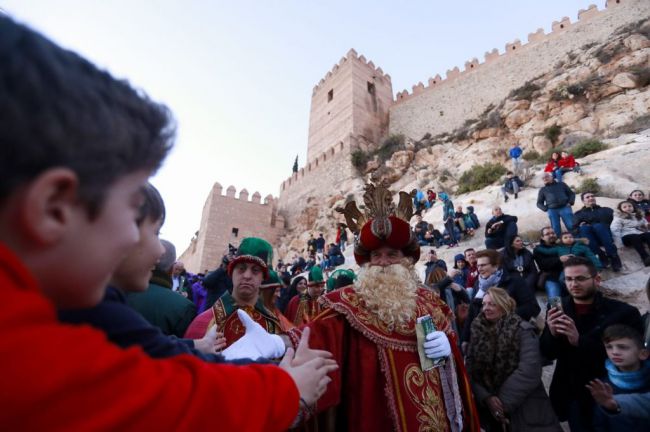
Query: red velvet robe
285 293 324 326
287 286 479 432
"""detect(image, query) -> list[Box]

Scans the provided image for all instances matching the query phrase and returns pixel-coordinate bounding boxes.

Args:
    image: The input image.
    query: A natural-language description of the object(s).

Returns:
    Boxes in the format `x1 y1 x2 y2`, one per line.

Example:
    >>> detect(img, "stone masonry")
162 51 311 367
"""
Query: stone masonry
179 183 285 273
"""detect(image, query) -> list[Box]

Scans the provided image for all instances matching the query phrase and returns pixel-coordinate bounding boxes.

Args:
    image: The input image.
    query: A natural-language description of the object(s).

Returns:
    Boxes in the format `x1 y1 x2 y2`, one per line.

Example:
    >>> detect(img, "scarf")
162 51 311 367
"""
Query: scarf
467 313 522 393
476 269 502 299
606 359 650 391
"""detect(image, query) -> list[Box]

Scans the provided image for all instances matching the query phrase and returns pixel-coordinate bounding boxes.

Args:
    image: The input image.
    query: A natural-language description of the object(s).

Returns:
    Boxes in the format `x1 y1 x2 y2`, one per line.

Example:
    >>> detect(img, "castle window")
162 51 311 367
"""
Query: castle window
231 227 239 238
327 89 334 102
367 82 375 95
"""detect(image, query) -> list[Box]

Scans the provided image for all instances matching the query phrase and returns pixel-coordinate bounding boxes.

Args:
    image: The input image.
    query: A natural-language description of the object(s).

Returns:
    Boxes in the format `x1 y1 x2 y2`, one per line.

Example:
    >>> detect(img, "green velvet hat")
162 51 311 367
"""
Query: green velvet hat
227 237 273 279
326 268 356 292
307 266 325 286
261 269 283 289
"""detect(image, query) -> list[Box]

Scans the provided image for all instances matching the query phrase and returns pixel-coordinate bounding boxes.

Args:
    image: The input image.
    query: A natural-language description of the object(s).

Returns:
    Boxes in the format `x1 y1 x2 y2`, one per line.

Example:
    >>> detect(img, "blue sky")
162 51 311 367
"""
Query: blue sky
2 0 601 255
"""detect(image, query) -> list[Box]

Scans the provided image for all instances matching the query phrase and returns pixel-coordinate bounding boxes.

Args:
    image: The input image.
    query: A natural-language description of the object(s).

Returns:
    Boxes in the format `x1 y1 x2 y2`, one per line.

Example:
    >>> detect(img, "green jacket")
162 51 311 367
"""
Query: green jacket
126 271 197 338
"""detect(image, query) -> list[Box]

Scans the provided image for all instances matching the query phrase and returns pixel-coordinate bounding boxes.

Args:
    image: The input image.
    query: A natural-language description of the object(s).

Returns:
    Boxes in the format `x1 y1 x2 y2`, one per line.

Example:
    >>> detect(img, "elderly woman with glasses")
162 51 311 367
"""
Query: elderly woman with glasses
466 287 561 431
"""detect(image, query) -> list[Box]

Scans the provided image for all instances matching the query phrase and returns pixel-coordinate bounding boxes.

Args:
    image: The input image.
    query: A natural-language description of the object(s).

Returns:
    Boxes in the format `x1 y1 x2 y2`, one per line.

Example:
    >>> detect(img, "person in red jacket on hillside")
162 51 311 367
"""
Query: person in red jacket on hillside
558 150 583 175
0 15 335 431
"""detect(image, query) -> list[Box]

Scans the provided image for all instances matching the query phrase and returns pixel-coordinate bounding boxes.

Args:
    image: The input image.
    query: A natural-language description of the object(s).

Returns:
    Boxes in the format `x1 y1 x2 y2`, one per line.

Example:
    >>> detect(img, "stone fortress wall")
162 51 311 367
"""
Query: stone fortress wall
180 183 285 273
389 0 650 140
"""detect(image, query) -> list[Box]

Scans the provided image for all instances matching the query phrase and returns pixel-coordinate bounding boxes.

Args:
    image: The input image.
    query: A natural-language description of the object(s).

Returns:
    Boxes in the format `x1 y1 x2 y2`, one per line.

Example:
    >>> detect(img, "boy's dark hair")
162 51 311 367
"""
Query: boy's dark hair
563 256 597 277
137 183 166 226
603 324 644 350
0 16 174 217
580 191 595 201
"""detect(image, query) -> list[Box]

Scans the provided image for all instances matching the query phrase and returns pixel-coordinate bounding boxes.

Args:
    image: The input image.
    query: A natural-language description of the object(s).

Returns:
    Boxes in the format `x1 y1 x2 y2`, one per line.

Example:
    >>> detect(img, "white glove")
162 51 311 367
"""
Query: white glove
423 331 451 359
222 309 286 360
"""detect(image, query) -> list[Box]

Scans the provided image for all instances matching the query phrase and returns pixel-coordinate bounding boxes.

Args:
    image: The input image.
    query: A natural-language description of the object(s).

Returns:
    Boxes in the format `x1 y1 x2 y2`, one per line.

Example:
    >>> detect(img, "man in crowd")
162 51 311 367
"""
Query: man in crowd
540 257 643 431
414 214 430 245
183 237 283 347
424 248 448 281
501 171 524 202
0 16 333 429
484 206 518 250
202 253 234 310
171 261 191 297
284 183 480 431
464 248 480 290
315 232 326 260
509 143 523 174
126 239 197 337
573 192 622 272
286 267 326 326
323 242 344 269
537 171 575 236
533 226 568 299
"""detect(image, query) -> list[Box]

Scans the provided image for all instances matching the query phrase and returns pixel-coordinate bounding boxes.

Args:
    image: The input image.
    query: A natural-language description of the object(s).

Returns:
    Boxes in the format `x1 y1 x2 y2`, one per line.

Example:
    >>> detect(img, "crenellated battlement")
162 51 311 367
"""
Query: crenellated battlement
311 48 391 97
211 182 275 205
394 3 606 103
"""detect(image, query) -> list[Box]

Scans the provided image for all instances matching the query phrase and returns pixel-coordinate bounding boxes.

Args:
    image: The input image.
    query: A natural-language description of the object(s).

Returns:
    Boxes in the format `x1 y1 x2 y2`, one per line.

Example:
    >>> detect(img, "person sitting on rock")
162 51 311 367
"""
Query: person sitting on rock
573 192 622 272
500 236 538 294
501 171 524 202
557 231 602 269
426 189 437 208
424 224 443 247
533 227 566 299
413 214 430 245
544 152 564 183
559 151 582 175
465 205 480 229
611 200 650 267
628 189 650 223
454 205 467 234
484 206 518 250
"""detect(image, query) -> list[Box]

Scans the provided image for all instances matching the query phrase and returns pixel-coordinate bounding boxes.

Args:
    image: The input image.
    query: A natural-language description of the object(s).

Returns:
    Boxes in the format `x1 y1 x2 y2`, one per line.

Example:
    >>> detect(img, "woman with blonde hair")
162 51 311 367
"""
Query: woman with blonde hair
466 287 560 431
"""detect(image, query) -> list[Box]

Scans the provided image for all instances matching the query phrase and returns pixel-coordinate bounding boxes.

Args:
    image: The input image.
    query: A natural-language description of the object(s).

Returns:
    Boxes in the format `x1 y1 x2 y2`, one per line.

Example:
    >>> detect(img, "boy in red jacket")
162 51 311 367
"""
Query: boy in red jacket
0 15 334 431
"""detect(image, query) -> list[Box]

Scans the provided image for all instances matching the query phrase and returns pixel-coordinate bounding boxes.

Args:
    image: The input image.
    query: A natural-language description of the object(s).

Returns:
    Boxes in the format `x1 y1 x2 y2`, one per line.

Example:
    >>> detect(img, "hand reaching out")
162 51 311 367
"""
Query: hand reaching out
586 379 618 412
193 324 227 355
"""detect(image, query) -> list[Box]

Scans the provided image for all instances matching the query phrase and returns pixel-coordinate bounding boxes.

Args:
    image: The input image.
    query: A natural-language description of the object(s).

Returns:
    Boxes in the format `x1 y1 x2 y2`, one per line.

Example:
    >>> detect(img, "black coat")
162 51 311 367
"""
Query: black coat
573 205 614 227
533 241 564 281
485 214 518 239
537 181 575 211
461 271 540 343
539 292 643 423
202 266 232 309
501 247 538 291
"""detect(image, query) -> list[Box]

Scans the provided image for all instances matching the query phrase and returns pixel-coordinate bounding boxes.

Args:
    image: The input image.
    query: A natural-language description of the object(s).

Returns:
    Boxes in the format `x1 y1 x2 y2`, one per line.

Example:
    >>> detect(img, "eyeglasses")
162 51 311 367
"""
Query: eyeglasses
565 275 593 283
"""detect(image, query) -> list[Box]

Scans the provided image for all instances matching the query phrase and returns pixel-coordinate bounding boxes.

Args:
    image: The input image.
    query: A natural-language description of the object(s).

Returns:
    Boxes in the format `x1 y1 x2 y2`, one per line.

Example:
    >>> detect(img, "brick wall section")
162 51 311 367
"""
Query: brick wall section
389 0 650 140
179 183 285 273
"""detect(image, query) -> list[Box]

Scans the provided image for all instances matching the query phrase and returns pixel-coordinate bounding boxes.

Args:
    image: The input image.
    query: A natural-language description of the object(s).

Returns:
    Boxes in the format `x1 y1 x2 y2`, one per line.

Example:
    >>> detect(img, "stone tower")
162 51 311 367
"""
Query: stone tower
307 48 393 162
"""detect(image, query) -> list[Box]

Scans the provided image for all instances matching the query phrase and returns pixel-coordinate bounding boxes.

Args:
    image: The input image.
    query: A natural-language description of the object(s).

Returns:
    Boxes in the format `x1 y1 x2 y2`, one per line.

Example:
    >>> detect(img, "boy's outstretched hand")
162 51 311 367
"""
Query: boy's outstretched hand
586 379 618 412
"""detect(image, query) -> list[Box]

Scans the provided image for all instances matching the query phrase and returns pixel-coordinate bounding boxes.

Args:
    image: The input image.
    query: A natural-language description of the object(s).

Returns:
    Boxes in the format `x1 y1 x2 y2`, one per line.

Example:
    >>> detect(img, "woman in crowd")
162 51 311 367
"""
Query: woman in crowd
439 192 458 247
466 288 561 431
628 190 650 223
500 236 538 293
611 201 650 266
544 152 564 182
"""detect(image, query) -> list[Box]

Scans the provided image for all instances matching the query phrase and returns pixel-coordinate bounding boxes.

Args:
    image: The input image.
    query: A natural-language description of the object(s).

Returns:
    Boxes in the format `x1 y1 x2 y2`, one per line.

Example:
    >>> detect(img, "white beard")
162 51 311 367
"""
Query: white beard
353 258 420 330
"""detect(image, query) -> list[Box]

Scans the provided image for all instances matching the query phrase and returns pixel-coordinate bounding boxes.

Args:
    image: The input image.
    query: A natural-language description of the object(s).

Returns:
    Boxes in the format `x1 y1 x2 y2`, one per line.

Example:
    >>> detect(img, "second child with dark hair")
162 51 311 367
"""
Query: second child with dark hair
587 325 650 431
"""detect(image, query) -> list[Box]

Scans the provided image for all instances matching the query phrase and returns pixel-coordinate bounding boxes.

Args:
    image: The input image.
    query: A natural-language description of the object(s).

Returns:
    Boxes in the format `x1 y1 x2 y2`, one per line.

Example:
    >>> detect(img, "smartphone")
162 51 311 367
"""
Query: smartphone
549 296 562 312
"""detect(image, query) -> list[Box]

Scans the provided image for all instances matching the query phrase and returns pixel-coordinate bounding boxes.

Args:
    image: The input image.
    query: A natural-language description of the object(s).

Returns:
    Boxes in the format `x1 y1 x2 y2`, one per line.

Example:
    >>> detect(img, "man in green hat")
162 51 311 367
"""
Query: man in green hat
286 266 326 326
184 237 284 350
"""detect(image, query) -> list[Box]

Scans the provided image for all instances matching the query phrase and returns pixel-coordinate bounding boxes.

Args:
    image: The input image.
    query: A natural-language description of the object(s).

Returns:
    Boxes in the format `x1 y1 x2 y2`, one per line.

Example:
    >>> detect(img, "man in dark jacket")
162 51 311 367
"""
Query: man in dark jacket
423 249 447 281
533 227 568 299
413 214 429 245
202 254 234 309
540 256 643 431
501 171 524 202
461 249 540 349
537 172 575 236
484 206 518 250
573 192 622 271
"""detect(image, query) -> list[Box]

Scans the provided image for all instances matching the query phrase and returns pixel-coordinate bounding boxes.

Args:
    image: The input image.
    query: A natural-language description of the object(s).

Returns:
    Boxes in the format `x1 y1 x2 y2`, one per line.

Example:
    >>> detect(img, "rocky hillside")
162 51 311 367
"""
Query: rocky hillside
276 19 650 312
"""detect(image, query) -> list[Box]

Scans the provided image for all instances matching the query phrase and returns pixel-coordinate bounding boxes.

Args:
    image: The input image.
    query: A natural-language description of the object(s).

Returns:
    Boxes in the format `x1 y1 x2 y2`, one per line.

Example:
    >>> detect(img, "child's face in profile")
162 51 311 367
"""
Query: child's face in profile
605 337 649 372
110 216 164 293
561 233 574 245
